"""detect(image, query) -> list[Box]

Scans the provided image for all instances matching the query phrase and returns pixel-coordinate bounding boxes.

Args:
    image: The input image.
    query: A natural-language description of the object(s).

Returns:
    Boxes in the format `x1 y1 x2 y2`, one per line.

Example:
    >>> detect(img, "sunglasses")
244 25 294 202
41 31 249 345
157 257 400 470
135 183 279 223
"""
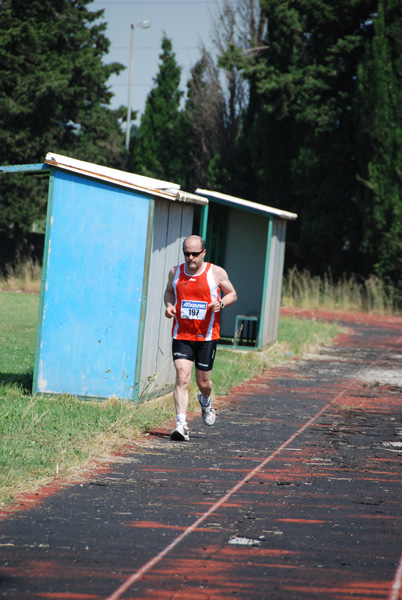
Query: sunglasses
183 250 204 257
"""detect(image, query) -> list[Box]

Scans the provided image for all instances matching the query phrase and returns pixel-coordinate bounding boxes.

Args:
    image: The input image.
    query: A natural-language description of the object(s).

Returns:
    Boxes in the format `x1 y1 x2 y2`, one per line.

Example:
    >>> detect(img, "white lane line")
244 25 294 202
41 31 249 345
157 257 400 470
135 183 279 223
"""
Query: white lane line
105 376 360 600
389 553 402 600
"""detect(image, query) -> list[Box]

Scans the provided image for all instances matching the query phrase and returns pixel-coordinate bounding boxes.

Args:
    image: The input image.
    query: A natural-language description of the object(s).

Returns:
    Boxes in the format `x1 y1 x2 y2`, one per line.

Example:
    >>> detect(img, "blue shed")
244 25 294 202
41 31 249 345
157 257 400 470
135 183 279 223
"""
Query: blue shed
1 153 207 401
196 189 297 349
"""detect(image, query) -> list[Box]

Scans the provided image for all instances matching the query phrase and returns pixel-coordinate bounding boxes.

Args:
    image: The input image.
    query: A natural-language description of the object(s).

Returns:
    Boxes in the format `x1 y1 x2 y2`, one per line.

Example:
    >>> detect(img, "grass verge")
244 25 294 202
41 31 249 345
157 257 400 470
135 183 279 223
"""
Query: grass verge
0 292 340 510
282 267 400 314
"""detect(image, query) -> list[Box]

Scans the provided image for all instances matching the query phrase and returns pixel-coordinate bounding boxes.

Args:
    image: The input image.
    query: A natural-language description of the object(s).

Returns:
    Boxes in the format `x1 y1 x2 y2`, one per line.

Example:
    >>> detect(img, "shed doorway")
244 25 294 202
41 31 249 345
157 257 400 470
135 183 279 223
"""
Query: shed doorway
204 202 267 346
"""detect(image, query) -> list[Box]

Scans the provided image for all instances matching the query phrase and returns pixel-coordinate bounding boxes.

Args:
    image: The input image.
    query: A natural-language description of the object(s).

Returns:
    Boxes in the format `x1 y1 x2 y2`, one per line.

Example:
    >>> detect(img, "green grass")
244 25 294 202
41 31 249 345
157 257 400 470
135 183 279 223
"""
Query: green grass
0 292 341 509
0 292 39 390
0 390 175 505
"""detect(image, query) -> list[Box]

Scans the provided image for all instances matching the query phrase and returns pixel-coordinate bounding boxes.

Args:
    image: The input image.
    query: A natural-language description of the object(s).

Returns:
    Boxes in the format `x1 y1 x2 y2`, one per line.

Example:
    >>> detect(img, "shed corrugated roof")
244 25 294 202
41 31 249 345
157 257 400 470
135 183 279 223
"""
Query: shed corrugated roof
195 188 297 220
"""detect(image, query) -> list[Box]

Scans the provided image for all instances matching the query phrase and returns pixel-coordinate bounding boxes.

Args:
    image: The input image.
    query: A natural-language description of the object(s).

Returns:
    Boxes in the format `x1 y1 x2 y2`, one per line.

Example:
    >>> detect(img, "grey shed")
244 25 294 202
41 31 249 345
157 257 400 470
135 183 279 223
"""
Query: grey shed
196 188 297 349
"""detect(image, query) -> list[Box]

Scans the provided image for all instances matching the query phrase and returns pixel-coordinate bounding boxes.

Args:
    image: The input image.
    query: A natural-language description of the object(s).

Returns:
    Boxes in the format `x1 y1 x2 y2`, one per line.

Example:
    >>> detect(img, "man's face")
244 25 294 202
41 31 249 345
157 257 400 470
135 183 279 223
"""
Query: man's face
183 240 206 272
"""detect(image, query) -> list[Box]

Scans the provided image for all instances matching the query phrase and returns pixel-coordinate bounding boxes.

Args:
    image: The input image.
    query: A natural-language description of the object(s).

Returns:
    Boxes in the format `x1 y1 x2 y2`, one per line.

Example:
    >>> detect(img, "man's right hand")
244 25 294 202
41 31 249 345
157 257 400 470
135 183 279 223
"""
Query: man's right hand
165 304 176 319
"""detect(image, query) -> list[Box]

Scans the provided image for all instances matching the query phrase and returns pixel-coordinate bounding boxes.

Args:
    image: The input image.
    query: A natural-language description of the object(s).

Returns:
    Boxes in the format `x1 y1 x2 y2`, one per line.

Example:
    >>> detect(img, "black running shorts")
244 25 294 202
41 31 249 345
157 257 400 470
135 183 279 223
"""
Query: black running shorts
172 339 218 371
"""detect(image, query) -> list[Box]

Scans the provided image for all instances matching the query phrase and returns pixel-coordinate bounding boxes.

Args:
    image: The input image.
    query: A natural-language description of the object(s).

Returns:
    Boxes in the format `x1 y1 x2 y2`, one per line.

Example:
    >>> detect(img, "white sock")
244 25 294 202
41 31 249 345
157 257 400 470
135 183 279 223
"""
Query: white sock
199 394 211 407
176 413 187 426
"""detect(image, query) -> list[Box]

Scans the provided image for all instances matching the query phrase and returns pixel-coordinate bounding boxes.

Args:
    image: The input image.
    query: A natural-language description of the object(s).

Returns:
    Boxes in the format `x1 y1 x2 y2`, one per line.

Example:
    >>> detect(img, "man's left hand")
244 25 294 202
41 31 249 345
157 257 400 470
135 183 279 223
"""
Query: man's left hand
208 301 222 313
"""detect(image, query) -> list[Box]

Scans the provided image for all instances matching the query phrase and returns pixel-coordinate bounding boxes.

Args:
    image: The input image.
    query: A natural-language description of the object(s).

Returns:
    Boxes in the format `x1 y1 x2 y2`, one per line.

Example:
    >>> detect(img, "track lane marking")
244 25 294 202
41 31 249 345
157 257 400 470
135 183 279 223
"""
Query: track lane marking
389 553 402 600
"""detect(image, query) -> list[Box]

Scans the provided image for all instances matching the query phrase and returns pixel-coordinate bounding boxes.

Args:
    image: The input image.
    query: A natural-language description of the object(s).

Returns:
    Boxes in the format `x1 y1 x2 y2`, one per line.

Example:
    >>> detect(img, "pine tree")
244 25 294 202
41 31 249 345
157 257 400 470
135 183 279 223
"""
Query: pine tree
229 0 377 276
130 34 184 182
0 0 125 260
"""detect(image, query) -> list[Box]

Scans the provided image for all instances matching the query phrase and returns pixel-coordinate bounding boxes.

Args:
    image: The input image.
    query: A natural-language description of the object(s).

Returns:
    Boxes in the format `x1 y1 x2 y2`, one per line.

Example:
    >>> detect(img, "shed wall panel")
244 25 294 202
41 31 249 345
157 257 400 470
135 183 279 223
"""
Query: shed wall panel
138 199 169 398
261 219 287 346
139 201 194 398
35 170 149 399
153 202 184 393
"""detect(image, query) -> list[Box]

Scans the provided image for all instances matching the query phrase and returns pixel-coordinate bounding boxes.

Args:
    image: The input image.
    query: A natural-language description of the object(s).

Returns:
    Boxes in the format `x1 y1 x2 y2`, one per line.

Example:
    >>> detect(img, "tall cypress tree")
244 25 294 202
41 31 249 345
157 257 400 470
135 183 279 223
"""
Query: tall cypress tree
355 0 402 292
130 34 184 182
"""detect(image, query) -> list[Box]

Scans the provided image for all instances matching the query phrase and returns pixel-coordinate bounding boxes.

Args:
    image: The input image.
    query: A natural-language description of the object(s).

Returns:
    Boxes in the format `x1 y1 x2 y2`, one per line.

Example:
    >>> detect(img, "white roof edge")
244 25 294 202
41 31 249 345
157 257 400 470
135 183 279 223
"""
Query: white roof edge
44 152 207 205
195 188 298 220
46 152 180 191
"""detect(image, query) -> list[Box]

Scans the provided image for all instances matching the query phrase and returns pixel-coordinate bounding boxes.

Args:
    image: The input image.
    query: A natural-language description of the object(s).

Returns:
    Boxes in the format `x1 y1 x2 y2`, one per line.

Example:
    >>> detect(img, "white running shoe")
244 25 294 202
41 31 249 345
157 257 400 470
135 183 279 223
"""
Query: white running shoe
198 392 216 426
170 423 190 441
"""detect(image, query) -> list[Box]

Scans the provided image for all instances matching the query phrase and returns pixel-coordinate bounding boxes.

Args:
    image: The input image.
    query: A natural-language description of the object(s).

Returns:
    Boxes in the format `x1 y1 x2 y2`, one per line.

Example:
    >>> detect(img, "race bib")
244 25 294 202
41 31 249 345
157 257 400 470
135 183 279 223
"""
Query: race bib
180 300 207 320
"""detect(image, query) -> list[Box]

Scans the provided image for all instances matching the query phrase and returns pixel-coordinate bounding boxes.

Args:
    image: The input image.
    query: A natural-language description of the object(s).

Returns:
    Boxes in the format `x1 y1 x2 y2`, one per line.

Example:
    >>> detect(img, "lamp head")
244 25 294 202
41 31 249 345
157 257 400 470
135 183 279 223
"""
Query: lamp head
133 20 151 29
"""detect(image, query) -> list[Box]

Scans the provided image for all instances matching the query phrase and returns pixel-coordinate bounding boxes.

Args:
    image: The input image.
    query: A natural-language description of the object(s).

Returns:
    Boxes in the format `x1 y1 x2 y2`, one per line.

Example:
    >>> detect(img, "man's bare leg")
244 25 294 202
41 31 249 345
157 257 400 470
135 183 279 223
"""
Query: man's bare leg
171 359 193 441
195 368 213 401
195 368 216 426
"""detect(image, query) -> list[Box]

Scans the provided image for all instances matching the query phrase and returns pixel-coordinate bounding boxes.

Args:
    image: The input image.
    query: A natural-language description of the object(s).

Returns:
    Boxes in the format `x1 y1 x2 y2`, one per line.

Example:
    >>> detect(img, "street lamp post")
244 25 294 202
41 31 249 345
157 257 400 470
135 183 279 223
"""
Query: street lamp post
125 19 151 151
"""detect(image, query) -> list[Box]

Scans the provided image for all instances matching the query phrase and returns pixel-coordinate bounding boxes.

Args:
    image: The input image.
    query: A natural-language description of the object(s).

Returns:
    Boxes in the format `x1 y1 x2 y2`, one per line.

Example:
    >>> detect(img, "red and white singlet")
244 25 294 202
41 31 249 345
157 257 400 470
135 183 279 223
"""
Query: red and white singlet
172 262 221 341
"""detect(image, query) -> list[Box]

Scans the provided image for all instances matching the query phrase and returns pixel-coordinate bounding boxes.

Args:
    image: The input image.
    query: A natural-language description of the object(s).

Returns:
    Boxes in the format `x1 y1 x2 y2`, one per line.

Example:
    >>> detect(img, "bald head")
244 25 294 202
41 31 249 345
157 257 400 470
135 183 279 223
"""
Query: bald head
183 235 205 252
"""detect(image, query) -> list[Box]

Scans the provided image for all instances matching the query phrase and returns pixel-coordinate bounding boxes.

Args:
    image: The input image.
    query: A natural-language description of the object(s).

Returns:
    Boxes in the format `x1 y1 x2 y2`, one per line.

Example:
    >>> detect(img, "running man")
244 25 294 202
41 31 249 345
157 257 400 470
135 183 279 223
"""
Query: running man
164 235 237 441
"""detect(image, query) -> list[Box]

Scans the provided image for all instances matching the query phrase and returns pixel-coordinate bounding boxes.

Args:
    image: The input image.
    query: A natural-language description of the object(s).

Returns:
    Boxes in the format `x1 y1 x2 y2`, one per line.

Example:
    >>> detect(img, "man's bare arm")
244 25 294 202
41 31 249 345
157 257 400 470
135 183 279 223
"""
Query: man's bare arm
209 265 237 312
164 267 178 318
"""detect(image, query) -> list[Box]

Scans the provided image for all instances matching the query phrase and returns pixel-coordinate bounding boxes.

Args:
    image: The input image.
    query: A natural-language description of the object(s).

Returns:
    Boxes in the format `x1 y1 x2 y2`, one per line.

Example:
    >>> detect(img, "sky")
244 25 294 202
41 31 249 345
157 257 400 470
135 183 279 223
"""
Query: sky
89 0 224 123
